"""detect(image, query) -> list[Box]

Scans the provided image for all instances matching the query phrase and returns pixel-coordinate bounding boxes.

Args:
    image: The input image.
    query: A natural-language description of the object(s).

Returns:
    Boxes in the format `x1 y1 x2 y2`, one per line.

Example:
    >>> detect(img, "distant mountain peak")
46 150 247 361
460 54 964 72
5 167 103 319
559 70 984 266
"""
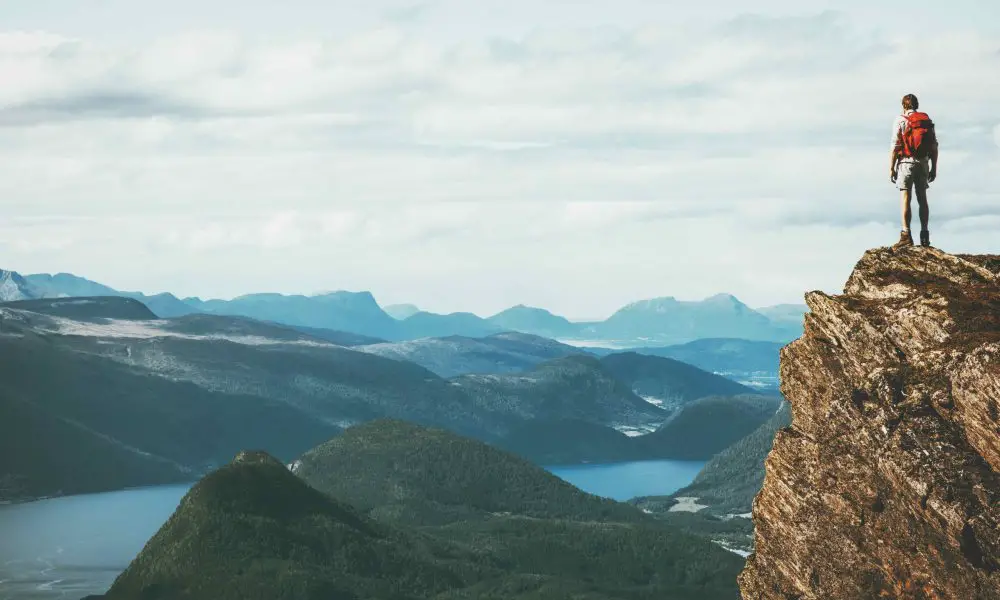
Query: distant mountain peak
620 296 680 312
497 304 550 314
704 292 739 303
702 293 753 312
623 294 750 311
314 289 377 301
486 304 578 338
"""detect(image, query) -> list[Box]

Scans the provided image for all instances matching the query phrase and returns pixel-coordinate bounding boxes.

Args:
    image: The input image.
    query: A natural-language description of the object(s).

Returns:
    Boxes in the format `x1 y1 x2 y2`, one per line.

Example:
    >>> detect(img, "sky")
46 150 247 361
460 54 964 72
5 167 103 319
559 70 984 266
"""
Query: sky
1 1 998 319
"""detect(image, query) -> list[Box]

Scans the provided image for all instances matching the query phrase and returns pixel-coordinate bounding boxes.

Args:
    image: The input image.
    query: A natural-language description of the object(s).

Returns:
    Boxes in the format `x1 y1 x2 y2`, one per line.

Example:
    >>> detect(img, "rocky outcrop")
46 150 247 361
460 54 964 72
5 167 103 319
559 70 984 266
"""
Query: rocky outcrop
740 247 1000 600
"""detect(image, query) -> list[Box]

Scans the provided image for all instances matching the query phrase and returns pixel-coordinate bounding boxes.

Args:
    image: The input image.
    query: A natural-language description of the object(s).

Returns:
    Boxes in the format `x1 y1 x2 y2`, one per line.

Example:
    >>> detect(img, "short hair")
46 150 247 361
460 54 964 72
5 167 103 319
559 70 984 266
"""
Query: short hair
902 94 919 110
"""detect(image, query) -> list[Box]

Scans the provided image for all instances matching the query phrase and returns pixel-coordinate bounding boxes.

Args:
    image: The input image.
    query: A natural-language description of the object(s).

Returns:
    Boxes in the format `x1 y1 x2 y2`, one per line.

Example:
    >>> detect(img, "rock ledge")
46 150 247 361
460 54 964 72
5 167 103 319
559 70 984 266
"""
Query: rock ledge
739 247 1000 600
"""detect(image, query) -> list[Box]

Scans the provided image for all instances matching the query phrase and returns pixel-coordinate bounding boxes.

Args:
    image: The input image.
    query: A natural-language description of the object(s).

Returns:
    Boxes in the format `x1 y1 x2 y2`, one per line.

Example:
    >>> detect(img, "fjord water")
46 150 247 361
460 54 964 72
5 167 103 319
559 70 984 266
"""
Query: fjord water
546 459 705 501
0 460 703 599
0 484 193 600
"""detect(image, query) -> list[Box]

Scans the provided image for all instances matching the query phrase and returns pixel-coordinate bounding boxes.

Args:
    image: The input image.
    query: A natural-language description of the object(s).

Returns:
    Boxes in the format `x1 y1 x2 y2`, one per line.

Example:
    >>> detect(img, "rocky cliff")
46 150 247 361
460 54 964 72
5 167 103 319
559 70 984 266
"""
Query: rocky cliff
740 247 1000 600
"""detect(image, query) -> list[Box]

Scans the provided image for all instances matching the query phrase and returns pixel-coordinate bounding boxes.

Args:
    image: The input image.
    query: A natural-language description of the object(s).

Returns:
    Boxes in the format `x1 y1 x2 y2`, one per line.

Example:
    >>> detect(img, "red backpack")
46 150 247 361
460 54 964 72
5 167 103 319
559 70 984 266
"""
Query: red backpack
901 112 936 159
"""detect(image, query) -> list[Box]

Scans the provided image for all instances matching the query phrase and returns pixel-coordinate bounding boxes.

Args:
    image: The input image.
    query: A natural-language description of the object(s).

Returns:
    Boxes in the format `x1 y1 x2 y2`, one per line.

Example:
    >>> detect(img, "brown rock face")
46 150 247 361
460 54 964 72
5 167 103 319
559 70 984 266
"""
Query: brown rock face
739 247 1000 600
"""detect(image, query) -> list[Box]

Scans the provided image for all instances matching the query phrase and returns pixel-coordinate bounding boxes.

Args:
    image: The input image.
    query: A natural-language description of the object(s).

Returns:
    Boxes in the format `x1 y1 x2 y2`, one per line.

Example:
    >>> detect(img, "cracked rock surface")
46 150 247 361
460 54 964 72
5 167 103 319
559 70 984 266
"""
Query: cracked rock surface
739 247 1000 600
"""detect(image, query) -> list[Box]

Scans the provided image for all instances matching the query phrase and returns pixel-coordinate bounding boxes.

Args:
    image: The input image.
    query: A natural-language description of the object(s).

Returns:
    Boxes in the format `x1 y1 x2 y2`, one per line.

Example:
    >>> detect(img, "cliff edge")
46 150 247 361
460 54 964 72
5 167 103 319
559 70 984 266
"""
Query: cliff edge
740 247 1000 600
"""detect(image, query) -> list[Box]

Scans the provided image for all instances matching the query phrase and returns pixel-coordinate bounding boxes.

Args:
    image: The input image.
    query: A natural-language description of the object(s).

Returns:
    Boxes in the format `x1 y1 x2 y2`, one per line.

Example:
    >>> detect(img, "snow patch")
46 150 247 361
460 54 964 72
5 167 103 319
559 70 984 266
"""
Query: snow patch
36 578 65 591
288 460 302 473
39 315 337 348
46 298 97 306
668 497 708 513
712 540 751 558
713 370 780 389
0 271 32 302
613 423 661 437
640 395 665 407
461 373 503 383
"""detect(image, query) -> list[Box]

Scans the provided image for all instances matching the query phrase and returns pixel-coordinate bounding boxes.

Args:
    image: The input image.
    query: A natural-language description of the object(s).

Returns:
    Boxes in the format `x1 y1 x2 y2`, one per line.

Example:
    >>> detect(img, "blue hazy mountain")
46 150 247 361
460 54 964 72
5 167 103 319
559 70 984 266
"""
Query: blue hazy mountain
121 292 198 318
585 293 798 345
626 338 785 374
383 303 421 320
16 269 802 345
585 338 783 377
754 303 809 328
184 291 402 340
23 272 118 297
396 310 505 339
23 272 198 318
486 304 582 338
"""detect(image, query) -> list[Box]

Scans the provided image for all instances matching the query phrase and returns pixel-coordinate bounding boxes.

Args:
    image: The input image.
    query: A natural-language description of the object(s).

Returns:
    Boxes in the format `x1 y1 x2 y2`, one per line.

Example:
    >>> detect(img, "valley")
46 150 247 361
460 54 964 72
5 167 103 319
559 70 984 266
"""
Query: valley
0 295 783 503
0 274 795 600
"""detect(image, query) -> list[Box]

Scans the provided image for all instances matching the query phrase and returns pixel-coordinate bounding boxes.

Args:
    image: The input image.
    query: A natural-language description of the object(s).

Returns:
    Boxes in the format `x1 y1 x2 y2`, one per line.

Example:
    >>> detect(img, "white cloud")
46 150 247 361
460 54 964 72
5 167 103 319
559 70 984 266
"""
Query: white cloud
0 6 998 316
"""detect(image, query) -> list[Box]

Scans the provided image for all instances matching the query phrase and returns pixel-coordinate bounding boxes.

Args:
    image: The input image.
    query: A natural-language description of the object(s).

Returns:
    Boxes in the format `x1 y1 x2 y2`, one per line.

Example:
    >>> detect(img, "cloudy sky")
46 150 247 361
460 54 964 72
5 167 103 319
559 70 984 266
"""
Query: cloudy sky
2 1 998 319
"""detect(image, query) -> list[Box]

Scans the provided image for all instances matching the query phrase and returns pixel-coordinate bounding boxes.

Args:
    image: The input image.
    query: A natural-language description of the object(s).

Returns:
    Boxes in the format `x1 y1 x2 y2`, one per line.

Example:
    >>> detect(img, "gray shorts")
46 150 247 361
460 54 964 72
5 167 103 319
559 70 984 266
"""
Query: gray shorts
897 160 929 191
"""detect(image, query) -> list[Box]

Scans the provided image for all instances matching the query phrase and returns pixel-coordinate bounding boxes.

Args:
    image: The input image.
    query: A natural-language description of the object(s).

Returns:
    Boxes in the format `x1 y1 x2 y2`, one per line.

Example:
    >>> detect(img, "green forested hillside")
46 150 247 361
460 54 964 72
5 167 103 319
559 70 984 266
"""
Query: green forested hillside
495 419 643 464
0 323 339 500
638 395 783 460
101 452 481 600
295 419 644 525
665 401 791 513
95 426 744 600
599 352 753 406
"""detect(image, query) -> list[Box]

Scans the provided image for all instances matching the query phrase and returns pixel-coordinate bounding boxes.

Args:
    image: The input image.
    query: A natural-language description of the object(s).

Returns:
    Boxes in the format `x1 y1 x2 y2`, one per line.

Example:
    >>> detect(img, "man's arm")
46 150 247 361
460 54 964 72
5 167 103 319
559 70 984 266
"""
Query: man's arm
889 117 902 182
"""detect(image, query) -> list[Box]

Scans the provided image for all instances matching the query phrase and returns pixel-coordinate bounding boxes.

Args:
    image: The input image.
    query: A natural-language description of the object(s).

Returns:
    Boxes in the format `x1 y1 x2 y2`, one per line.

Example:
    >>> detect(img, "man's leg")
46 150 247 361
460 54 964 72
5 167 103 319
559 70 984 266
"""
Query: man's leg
916 185 930 246
915 187 929 231
893 162 916 249
900 189 913 232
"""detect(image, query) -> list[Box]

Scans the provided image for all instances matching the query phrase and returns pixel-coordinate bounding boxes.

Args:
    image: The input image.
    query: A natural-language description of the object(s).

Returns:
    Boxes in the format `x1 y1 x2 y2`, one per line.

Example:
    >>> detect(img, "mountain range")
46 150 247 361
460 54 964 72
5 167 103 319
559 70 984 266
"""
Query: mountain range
0 297 776 502
7 269 806 346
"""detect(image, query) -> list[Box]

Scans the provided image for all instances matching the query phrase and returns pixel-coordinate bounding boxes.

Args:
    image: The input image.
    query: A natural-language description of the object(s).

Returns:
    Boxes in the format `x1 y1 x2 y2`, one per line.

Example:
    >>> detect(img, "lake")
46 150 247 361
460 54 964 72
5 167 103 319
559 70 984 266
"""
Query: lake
0 459 703 599
546 459 705 501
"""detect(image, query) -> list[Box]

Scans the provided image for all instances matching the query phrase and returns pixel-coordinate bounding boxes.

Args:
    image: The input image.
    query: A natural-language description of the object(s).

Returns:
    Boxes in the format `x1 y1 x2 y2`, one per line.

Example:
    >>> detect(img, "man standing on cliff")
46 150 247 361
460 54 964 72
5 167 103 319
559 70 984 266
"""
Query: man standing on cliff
889 93 939 249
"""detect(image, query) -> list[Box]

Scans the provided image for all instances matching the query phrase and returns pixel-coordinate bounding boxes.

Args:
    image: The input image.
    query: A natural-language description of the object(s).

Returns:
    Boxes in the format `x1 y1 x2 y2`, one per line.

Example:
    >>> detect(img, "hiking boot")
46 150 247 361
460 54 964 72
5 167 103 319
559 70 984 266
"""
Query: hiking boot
892 230 913 250
920 230 931 247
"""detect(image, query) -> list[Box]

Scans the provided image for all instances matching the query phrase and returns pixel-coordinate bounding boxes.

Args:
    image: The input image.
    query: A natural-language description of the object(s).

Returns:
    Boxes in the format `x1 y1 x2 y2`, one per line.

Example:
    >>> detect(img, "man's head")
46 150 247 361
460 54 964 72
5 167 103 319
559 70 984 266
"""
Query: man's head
902 93 919 111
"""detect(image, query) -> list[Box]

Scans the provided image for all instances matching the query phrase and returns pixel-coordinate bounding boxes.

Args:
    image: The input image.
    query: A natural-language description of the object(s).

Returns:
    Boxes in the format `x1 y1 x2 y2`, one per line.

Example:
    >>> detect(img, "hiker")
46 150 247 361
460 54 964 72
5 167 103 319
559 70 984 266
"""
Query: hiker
889 93 938 248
